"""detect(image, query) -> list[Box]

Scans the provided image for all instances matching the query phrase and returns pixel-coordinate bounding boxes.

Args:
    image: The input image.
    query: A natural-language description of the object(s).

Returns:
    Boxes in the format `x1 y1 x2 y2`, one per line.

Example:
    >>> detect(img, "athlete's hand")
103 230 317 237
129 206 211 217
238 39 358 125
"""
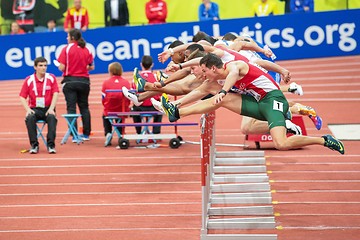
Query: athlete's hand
213 92 225 105
153 82 163 88
158 51 171 63
263 49 273 58
281 69 291 84
165 62 180 72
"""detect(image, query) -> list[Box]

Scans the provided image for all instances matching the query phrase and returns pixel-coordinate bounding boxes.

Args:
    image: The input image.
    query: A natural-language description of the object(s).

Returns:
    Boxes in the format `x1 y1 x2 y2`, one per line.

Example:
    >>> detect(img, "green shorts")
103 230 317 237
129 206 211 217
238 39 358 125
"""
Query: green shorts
240 90 289 129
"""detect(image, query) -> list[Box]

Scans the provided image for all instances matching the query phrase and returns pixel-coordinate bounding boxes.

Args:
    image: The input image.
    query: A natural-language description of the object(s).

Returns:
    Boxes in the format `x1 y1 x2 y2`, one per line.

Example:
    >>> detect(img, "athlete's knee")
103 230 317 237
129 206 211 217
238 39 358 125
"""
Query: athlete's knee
240 117 253 135
240 124 250 135
272 137 289 151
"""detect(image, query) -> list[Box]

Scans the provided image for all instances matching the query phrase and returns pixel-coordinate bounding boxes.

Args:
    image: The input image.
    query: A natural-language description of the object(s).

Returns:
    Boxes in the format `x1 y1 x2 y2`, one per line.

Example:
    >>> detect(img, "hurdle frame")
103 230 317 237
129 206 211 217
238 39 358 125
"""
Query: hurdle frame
200 112 278 240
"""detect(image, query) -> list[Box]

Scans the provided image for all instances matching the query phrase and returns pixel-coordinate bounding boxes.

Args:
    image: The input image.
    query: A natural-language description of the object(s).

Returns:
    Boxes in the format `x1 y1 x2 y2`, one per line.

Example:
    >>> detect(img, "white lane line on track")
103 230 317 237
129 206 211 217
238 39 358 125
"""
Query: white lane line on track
0 154 358 162
0 202 202 207
278 213 360 216
0 214 202 219
283 61 360 69
291 90 360 94
0 163 200 169
0 156 199 161
295 76 360 81
279 226 360 230
0 172 199 177
268 162 360 165
0 228 200 233
271 180 360 182
2 190 359 195
266 154 360 158
275 202 360 204
269 170 360 173
288 98 360 102
0 181 199 186
0 191 201 196
274 190 360 193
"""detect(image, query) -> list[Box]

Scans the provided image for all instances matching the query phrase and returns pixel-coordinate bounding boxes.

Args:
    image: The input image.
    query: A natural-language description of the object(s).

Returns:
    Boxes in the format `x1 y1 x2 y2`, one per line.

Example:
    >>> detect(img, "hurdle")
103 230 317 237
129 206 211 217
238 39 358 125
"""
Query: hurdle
110 111 198 149
200 112 278 240
113 122 198 149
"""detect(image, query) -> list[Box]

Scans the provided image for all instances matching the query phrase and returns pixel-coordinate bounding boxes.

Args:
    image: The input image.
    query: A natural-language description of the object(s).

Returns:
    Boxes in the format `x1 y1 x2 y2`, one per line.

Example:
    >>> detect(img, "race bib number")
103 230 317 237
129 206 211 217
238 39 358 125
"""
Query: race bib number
36 97 45 108
273 100 284 112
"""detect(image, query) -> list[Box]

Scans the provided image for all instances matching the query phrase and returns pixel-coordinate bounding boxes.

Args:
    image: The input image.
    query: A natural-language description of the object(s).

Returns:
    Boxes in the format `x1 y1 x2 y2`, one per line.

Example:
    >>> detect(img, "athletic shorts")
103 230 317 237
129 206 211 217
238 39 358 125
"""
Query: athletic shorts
240 90 289 129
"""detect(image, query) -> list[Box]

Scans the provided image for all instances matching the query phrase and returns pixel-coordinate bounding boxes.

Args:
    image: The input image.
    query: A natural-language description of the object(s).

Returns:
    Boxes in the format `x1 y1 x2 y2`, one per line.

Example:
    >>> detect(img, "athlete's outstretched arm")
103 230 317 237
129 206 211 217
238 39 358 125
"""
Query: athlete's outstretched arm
179 95 222 117
254 59 291 83
174 80 219 107
158 43 190 63
179 92 243 118
164 68 191 85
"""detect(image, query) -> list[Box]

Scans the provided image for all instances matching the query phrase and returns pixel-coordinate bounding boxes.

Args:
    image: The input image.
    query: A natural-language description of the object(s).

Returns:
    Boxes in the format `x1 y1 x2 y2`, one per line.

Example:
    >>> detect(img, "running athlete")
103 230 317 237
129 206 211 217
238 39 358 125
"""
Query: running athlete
159 53 344 154
156 42 322 130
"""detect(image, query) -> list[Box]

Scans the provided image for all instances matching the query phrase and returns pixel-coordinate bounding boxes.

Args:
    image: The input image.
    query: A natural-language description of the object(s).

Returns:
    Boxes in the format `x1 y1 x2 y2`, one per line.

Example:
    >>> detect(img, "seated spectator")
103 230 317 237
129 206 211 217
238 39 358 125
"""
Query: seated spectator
290 0 314 13
10 21 25 35
132 55 163 136
101 62 131 146
64 0 89 32
19 57 59 154
252 0 279 17
198 0 220 21
47 19 58 32
145 0 167 24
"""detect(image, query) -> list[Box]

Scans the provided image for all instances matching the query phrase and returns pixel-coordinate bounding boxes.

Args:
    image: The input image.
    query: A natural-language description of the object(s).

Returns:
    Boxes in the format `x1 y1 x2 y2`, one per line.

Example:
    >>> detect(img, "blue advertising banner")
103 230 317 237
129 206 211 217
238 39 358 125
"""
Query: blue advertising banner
1 9 359 81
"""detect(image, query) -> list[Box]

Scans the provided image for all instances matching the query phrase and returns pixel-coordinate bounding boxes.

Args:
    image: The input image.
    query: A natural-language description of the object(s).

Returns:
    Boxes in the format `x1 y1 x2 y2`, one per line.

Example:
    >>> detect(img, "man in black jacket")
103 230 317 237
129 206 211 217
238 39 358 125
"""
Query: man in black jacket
104 0 129 26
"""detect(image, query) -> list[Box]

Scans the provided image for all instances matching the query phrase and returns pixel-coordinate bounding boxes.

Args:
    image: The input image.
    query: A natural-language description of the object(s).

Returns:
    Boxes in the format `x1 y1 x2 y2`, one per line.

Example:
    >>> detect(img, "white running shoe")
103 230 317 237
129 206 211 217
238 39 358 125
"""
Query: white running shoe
151 98 165 114
288 82 304 96
122 86 143 106
285 120 302 135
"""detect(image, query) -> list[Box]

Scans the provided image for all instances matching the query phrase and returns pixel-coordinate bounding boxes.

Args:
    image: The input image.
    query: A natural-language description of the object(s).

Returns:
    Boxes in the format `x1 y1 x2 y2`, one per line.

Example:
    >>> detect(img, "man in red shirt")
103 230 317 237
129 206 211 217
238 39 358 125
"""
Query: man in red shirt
145 0 167 24
57 29 94 141
64 0 89 32
130 55 163 135
19 57 59 154
102 62 131 146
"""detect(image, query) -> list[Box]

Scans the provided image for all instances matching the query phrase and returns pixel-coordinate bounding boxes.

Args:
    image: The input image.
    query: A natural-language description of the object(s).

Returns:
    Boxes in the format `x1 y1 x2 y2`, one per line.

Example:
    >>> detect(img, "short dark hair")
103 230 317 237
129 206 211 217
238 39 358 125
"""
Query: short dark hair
187 49 206 61
169 40 184 49
34 57 47 66
222 32 237 41
192 31 217 45
199 53 223 69
141 55 153 69
186 43 205 53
